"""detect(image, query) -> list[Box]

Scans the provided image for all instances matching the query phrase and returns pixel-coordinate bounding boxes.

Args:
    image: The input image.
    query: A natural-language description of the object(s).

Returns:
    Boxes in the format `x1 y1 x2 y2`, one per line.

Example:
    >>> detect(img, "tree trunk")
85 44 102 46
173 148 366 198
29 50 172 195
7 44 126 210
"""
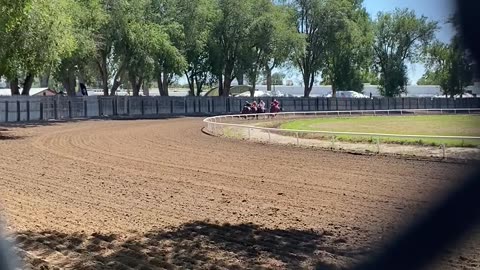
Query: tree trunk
218 75 223 96
162 72 169 96
195 76 204 97
132 84 140 96
130 75 137 96
10 78 20 95
223 63 235 97
130 75 143 96
21 73 34 96
186 71 195 96
138 78 144 96
102 78 109 95
110 65 124 96
223 76 232 97
101 64 109 96
332 83 337 98
266 67 273 91
250 67 258 97
158 76 164 96
111 80 122 96
63 69 77 96
303 72 314 97
158 72 169 96
251 80 256 98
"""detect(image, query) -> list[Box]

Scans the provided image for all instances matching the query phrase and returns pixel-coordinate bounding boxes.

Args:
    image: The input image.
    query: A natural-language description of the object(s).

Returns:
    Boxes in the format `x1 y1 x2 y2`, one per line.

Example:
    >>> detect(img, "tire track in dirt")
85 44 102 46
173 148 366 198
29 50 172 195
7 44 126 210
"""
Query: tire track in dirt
0 118 478 269
8 119 472 232
30 124 435 215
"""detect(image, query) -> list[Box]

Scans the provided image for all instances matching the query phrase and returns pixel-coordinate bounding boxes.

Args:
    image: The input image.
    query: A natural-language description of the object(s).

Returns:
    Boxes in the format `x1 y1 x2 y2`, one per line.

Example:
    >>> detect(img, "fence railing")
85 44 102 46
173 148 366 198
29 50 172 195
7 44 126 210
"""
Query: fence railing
203 109 480 160
1 96 480 123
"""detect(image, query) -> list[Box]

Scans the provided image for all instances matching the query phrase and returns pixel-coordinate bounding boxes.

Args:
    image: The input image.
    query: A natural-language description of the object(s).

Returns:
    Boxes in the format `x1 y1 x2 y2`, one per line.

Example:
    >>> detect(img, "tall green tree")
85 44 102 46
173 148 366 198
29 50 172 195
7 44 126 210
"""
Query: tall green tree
92 0 125 96
243 0 275 97
0 0 76 95
321 0 373 96
149 0 188 96
292 0 320 97
210 0 255 96
172 0 217 96
263 5 303 92
53 0 107 96
373 8 438 97
420 13 474 97
292 0 329 97
422 40 473 97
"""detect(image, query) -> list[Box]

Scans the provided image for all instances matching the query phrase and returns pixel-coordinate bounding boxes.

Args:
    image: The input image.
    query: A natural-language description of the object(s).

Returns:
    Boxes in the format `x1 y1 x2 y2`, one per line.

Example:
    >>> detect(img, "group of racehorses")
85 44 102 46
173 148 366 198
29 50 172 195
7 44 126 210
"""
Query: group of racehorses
241 100 281 115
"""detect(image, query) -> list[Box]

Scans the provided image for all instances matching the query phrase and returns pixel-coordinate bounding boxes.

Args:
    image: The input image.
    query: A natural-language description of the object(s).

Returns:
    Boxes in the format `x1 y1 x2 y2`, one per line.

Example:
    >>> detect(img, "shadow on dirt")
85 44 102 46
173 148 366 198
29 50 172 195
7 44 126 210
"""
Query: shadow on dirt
13 221 366 270
0 128 24 140
0 121 81 140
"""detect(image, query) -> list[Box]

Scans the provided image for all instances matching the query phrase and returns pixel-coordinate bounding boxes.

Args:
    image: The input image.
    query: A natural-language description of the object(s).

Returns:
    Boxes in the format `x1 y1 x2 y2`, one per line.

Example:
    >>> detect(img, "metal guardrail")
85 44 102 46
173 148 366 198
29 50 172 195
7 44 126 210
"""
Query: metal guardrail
203 108 480 159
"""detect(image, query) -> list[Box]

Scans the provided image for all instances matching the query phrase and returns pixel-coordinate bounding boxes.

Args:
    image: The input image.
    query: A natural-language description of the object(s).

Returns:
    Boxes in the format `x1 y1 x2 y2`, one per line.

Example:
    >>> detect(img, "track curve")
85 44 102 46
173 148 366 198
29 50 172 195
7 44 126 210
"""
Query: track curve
0 118 478 269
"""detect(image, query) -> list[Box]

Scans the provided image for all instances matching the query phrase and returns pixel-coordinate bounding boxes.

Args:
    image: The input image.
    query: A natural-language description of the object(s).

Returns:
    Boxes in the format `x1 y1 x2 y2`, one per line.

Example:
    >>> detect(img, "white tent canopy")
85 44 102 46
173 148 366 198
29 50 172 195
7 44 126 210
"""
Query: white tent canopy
235 90 292 97
325 91 369 98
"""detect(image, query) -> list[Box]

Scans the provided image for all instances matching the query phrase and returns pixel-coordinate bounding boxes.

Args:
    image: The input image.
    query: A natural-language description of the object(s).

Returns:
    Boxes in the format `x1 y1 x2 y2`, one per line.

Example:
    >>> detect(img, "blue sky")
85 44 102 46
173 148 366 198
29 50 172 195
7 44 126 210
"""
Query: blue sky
363 0 456 84
364 0 455 42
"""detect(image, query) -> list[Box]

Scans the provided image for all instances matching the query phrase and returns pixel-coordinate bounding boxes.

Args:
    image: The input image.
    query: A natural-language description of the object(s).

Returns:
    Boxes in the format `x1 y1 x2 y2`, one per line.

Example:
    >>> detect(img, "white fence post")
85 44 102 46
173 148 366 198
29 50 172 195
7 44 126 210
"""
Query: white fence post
296 132 299 145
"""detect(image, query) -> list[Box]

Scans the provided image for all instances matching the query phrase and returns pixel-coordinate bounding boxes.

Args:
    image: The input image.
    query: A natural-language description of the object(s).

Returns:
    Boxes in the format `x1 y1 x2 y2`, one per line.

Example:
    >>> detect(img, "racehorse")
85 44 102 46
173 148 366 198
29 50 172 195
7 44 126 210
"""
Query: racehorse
241 106 252 114
268 103 281 118
241 105 256 119
270 105 281 113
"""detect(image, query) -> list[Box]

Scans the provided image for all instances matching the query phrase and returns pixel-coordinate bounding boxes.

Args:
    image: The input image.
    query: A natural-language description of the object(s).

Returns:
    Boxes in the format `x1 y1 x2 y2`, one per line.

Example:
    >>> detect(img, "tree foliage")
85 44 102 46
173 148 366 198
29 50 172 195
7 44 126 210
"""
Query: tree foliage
0 0 452 97
0 0 76 95
373 8 438 97
292 0 328 97
242 0 301 96
417 71 440 85
321 0 373 95
208 0 257 96
422 40 473 97
53 0 107 96
175 0 217 96
420 13 474 97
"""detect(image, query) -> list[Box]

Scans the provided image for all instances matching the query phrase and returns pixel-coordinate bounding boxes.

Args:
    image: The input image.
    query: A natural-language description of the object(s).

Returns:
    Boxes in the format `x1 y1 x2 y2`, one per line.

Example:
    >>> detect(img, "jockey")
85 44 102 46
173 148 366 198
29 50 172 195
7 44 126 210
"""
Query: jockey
258 100 265 112
270 99 281 113
273 99 279 107
242 101 251 114
251 101 258 113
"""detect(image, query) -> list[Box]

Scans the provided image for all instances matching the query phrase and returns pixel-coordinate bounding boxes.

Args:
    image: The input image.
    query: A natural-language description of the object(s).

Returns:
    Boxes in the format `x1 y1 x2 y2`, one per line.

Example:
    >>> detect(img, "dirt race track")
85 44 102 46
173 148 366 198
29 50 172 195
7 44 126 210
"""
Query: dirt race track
0 118 479 269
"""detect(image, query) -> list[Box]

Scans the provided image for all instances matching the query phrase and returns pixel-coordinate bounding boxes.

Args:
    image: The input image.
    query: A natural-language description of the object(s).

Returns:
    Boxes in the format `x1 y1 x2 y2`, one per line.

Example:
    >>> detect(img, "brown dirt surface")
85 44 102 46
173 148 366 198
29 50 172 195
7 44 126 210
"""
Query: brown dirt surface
0 118 479 269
